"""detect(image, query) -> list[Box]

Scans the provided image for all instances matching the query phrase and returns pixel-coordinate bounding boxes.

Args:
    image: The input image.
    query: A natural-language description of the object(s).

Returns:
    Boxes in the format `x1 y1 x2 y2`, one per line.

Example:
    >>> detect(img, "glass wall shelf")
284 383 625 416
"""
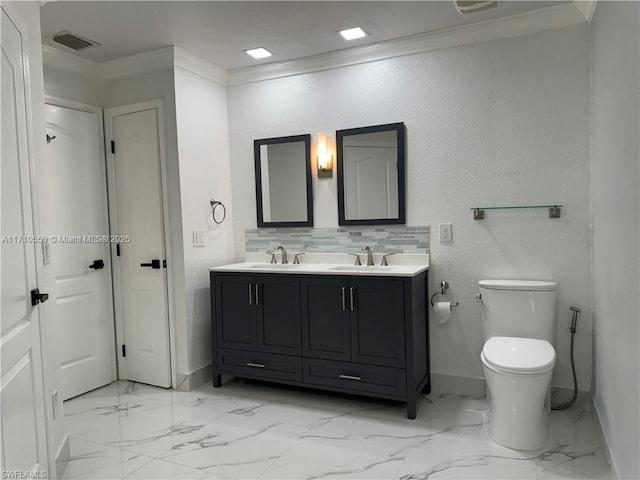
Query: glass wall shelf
470 205 562 220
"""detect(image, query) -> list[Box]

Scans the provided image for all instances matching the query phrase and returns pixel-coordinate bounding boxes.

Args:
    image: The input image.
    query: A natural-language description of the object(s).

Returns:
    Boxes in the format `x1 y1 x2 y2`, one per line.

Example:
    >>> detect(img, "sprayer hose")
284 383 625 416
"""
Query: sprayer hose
551 317 578 411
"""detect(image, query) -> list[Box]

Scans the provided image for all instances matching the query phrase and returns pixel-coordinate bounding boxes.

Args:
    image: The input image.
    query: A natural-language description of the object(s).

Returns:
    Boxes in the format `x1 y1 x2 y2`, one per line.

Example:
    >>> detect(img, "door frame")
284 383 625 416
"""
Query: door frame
103 100 177 388
44 95 118 386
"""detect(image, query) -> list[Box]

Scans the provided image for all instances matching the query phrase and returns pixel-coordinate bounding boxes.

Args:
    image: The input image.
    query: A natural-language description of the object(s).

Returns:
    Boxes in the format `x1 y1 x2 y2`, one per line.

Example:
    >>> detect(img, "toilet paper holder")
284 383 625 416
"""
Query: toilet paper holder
430 281 459 307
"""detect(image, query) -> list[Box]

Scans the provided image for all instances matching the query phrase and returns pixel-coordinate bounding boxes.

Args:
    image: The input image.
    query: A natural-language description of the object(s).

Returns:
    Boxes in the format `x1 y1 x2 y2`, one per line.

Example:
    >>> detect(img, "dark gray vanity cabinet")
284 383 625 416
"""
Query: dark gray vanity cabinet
213 274 302 386
211 270 429 419
301 277 405 368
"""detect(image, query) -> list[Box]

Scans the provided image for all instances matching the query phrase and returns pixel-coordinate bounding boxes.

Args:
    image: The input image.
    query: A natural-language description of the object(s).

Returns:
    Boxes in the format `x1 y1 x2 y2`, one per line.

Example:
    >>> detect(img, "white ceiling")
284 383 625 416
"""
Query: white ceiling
40 1 566 71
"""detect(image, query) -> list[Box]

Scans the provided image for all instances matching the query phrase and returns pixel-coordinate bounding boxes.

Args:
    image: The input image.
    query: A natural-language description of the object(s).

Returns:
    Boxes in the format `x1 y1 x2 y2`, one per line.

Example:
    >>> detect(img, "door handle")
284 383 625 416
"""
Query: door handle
341 287 346 311
248 283 253 306
246 362 267 368
255 284 260 306
140 259 161 269
339 374 362 381
31 288 49 306
89 259 105 270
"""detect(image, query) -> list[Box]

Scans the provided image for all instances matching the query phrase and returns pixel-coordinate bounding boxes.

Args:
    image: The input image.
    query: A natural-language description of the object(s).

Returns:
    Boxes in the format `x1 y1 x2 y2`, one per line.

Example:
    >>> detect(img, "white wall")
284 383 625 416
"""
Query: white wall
590 2 640 478
5 1 67 475
43 64 102 106
174 66 233 383
228 25 592 391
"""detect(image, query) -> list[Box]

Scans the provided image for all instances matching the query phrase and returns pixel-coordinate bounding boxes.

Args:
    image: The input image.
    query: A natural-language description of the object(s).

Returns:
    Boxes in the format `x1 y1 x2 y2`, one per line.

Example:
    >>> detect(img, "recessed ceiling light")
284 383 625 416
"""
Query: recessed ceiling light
339 27 367 41
245 47 273 59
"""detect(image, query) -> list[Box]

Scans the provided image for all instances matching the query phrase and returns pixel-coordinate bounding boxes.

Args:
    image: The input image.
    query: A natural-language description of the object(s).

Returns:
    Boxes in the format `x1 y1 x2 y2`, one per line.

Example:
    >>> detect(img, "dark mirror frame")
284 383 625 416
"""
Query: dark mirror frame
254 134 313 228
336 122 406 226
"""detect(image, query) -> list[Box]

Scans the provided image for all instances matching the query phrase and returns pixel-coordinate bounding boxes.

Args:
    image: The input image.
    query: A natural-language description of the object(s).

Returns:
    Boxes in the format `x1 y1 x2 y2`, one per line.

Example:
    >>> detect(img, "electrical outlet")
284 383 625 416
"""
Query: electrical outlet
439 223 453 243
193 229 205 247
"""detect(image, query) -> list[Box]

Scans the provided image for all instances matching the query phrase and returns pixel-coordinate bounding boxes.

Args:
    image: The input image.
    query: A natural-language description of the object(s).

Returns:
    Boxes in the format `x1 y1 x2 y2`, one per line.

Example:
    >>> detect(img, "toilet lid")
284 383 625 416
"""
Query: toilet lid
478 279 557 291
483 336 555 374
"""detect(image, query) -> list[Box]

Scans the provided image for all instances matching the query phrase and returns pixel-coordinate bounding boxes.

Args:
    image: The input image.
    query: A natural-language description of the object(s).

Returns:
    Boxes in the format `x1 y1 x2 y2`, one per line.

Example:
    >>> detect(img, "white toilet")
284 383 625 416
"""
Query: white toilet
478 279 557 450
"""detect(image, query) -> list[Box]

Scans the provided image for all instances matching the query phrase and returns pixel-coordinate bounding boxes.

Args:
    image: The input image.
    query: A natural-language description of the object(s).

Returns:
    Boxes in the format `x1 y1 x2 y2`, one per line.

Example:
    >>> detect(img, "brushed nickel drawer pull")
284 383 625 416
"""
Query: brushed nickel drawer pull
339 374 362 381
349 287 355 312
341 287 346 311
248 284 253 306
246 362 267 368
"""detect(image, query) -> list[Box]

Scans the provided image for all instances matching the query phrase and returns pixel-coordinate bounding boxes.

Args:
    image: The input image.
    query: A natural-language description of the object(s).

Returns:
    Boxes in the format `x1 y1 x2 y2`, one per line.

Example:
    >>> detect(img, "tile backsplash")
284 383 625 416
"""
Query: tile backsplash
246 226 429 254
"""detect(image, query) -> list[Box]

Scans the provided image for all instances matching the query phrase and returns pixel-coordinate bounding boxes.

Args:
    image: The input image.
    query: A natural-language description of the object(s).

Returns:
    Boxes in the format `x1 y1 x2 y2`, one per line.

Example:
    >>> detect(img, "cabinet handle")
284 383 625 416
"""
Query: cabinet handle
339 374 362 381
248 283 253 306
255 283 260 306
246 362 267 368
349 287 355 312
341 287 346 311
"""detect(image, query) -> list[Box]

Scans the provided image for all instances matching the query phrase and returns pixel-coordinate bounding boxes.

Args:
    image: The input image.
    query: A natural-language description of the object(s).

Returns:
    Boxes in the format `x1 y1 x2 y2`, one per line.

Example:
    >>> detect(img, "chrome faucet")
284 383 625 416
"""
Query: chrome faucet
362 246 374 266
275 246 288 264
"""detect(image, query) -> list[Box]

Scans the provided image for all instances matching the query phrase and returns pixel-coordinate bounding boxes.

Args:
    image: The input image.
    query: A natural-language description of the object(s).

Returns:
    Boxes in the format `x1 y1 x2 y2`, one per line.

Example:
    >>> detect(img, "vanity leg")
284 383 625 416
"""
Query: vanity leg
422 378 431 395
213 373 221 388
406 397 417 420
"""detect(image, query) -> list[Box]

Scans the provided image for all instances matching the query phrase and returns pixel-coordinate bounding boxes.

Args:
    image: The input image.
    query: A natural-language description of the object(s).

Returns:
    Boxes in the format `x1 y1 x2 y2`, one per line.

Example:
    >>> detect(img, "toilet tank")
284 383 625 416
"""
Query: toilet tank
479 280 557 343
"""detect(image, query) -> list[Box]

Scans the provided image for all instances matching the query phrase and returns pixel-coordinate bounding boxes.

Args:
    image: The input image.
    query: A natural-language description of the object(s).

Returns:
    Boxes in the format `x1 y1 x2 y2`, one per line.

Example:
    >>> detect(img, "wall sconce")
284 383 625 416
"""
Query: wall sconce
317 132 333 178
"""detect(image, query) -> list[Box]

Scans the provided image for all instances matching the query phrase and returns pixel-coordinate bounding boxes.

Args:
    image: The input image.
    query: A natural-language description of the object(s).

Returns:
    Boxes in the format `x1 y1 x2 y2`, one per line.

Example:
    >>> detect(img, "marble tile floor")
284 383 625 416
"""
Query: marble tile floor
61 379 612 480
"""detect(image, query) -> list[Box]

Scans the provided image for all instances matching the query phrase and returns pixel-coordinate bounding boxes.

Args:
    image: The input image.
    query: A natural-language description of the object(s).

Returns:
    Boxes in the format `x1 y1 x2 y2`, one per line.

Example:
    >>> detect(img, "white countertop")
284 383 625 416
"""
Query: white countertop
210 253 429 277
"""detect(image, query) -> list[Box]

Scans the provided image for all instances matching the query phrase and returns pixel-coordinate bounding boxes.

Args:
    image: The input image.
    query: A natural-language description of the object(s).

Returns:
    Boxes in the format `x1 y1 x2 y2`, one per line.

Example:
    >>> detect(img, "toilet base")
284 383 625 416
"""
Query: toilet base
483 356 553 451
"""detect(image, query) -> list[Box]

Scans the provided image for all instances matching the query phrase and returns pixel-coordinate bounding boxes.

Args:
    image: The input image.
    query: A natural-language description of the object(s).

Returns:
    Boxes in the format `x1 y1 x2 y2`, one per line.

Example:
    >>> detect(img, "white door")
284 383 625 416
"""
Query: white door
45 103 116 400
1 6 49 474
344 146 398 220
106 105 171 388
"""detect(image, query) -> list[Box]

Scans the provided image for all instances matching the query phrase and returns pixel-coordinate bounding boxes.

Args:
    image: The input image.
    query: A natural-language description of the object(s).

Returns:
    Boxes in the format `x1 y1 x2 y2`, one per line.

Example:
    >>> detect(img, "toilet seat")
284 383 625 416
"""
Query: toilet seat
482 336 555 375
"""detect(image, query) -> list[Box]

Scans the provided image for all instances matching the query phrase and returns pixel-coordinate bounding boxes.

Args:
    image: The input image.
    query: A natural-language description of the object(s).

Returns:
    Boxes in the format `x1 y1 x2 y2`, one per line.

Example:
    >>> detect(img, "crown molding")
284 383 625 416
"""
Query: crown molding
227 2 588 86
574 0 597 22
41 44 99 77
173 47 227 86
98 46 174 80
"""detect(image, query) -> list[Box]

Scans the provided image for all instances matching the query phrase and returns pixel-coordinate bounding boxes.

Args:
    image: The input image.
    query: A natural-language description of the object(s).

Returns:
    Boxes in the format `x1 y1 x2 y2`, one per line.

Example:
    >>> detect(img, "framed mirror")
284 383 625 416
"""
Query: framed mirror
254 134 313 227
337 122 406 225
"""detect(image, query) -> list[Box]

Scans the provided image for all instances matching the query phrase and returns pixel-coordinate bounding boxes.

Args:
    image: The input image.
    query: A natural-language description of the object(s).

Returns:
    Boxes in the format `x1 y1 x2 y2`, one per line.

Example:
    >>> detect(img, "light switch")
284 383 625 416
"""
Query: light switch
193 229 205 247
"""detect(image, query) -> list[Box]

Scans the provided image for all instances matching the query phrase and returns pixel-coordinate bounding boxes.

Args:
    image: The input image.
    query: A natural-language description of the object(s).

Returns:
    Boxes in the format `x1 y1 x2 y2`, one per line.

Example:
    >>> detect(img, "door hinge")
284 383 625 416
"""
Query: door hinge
111 140 115 154
122 344 126 357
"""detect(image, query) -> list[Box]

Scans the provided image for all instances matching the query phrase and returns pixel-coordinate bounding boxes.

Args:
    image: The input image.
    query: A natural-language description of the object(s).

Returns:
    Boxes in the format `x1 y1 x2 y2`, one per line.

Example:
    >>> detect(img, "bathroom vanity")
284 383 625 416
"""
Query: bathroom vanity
209 255 429 419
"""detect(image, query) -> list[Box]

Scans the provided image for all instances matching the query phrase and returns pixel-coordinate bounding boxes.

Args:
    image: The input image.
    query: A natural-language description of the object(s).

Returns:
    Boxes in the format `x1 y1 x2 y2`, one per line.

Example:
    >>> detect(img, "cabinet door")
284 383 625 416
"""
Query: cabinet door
214 275 257 351
350 278 405 368
256 276 302 355
301 277 351 361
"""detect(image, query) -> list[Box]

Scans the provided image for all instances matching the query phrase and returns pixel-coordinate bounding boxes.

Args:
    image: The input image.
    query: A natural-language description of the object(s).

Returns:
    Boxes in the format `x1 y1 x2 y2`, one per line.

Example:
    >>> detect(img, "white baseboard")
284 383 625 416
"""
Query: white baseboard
175 364 212 392
430 373 487 397
55 434 70 479
593 399 618 479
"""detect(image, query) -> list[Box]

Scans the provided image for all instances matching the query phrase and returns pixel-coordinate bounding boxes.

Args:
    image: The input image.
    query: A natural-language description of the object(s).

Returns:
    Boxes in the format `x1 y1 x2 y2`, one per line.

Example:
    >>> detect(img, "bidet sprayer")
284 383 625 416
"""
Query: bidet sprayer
569 305 581 333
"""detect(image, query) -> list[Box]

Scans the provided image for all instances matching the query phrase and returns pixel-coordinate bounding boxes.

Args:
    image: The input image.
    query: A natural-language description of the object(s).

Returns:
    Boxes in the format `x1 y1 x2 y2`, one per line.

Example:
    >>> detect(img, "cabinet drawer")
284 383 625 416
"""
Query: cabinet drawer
303 358 406 397
217 349 302 383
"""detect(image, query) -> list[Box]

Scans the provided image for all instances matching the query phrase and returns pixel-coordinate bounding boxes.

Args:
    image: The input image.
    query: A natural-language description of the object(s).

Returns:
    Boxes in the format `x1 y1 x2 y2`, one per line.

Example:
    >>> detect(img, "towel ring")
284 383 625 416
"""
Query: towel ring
210 199 226 224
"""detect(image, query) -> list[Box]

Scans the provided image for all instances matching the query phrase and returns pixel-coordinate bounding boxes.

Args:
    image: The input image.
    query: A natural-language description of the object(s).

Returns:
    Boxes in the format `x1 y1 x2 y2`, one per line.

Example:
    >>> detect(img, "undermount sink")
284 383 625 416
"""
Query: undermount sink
247 263 299 269
330 265 395 272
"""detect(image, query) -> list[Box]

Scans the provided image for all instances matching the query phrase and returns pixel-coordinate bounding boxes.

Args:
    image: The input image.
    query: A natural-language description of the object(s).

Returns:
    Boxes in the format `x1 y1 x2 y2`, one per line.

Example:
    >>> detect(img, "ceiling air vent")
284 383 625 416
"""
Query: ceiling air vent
454 0 501 14
50 31 100 51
